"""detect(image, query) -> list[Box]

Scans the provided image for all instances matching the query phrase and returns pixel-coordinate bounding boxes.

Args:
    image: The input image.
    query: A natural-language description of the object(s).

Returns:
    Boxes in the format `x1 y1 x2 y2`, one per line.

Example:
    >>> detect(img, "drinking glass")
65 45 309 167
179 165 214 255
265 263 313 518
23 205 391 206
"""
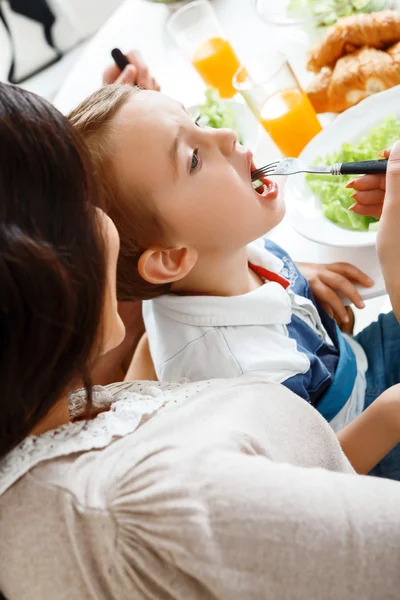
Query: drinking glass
167 0 241 98
233 55 322 157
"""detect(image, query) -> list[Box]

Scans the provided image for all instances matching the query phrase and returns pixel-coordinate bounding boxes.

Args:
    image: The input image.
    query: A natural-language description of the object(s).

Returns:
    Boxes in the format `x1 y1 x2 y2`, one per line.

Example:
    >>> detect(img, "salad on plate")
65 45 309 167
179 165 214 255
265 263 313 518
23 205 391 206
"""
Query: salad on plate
288 0 393 26
306 115 400 231
196 88 243 143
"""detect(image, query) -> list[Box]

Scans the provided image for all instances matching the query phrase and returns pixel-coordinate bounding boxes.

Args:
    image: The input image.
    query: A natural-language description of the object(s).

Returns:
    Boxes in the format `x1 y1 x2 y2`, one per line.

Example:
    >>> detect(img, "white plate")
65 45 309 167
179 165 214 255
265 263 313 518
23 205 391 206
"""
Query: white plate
188 100 262 153
285 85 400 248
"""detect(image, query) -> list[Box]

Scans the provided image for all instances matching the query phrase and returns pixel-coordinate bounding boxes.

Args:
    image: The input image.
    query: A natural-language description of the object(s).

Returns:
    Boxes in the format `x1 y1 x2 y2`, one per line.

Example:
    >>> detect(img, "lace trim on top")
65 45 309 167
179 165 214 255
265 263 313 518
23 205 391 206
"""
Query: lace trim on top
0 380 213 496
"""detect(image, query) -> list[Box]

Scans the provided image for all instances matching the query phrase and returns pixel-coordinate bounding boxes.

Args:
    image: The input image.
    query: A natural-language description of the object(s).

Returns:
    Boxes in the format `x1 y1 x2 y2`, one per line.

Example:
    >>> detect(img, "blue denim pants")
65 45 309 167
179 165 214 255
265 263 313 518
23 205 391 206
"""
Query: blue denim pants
355 311 400 480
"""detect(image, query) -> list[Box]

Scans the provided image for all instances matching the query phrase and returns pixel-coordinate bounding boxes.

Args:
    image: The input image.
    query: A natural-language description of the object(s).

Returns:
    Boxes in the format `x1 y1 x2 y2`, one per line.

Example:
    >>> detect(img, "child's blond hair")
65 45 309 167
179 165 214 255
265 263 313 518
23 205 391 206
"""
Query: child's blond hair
69 84 171 301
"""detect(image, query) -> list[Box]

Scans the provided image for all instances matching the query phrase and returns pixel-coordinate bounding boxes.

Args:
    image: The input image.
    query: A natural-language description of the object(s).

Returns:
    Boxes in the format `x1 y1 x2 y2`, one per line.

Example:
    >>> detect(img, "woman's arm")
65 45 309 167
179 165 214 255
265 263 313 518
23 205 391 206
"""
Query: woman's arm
376 142 400 320
349 141 400 320
177 456 400 599
337 384 400 474
129 442 400 600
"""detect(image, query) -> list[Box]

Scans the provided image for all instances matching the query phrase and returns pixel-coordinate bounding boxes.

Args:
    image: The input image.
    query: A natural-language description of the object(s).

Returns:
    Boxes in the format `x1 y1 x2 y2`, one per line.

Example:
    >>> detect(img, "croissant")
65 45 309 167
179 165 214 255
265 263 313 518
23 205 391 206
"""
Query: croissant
306 44 400 113
307 10 400 73
388 38 400 61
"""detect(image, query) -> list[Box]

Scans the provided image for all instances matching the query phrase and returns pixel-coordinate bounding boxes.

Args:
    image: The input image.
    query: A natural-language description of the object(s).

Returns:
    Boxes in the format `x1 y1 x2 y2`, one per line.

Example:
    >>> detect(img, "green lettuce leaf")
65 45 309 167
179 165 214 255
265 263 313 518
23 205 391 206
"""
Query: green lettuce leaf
287 0 390 26
198 88 243 143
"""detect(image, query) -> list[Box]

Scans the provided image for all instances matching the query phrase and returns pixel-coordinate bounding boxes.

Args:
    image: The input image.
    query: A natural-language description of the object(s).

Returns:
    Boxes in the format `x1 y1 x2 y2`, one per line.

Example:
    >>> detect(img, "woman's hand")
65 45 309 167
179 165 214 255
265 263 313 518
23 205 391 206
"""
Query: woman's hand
347 149 389 219
103 49 160 90
297 262 373 324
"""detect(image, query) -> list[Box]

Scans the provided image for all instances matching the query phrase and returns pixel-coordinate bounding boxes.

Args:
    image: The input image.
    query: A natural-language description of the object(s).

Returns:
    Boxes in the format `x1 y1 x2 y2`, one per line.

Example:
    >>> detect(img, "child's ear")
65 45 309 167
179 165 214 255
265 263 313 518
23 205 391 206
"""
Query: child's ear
138 246 198 285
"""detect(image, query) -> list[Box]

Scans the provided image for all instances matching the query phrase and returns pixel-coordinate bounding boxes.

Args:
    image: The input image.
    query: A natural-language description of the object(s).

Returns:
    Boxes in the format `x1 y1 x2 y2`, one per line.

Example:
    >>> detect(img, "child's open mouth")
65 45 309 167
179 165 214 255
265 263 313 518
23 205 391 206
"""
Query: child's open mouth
251 161 279 201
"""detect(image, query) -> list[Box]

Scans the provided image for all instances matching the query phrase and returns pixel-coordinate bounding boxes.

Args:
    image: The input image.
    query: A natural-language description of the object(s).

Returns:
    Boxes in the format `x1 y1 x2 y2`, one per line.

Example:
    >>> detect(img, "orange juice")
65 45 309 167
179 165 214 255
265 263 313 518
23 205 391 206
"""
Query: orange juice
260 88 321 157
192 36 240 98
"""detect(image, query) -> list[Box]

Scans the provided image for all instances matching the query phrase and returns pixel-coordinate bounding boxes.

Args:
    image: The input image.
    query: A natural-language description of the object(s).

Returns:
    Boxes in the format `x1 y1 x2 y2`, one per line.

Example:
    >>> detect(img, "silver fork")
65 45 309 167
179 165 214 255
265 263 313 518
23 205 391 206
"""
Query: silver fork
251 157 388 182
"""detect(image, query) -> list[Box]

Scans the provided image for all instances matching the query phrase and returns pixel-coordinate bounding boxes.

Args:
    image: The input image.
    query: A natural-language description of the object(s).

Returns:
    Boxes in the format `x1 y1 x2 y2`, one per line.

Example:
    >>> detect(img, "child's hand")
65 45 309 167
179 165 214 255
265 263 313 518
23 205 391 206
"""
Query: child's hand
346 148 390 219
297 262 374 324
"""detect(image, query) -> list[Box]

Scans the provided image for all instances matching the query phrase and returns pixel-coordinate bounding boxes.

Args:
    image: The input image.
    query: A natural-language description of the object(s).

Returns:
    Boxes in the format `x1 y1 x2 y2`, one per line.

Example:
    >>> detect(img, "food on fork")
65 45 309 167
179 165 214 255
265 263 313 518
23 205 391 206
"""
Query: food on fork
306 10 400 72
307 43 400 113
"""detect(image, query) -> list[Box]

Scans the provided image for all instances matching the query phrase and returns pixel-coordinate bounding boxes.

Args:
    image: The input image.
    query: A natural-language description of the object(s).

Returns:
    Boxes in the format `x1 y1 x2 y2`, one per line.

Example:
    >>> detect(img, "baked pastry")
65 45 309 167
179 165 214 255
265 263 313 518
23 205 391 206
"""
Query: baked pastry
307 10 400 72
387 39 400 61
306 45 400 113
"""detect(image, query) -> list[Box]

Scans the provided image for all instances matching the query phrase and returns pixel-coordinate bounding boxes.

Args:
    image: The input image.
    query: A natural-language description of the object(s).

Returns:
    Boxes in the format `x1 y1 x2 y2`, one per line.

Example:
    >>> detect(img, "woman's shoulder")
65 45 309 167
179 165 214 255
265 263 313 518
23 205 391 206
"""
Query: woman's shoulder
1 377 353 522
0 379 214 497
1 377 351 503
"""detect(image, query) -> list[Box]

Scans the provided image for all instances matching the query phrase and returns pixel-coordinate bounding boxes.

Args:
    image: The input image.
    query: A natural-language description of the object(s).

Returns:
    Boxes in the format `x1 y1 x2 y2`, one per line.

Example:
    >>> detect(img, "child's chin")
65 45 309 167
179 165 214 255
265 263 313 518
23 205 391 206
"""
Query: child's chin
264 202 286 234
276 202 286 224
276 197 286 220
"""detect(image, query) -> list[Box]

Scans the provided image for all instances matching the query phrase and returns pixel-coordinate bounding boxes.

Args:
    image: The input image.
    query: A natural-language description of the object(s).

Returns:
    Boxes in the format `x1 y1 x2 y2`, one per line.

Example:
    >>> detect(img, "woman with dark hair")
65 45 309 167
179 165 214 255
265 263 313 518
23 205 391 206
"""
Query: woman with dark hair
1 81 400 600
0 82 125 458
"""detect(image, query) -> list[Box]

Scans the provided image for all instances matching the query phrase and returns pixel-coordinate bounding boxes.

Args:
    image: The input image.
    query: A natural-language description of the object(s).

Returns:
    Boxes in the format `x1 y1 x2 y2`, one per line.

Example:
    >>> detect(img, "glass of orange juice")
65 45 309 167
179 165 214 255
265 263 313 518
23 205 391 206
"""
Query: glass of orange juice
167 0 241 98
233 55 321 157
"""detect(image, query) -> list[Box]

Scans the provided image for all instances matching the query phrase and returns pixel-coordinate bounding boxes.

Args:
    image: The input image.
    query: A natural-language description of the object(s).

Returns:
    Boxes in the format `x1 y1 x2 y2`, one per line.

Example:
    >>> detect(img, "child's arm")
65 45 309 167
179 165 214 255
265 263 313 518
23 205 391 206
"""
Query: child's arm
337 384 400 474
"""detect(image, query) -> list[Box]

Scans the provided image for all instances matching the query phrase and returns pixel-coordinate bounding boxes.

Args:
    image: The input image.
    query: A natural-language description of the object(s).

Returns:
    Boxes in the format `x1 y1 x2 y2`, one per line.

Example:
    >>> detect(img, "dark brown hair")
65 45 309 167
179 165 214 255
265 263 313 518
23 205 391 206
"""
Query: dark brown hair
0 83 106 459
68 84 171 301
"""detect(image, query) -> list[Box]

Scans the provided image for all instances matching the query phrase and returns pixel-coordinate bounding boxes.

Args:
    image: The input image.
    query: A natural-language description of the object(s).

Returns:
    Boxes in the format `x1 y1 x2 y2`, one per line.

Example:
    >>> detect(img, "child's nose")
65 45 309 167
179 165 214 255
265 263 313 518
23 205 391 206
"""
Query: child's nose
215 128 237 156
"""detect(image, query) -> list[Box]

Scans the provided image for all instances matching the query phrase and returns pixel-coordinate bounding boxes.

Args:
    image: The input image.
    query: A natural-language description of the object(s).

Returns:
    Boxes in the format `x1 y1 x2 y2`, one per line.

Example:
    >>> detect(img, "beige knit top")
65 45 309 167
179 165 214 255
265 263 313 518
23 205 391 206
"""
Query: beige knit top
1 377 400 600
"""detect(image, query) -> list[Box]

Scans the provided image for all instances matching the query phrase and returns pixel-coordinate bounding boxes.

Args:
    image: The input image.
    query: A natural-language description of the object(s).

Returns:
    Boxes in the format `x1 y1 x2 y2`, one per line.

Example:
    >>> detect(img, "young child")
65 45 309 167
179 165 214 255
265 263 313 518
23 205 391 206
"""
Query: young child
70 85 400 478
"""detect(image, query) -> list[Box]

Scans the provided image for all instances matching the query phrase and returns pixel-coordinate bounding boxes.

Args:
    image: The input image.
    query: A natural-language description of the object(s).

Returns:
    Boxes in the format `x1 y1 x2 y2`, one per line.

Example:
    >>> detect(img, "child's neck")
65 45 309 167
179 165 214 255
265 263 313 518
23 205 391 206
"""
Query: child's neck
171 245 264 297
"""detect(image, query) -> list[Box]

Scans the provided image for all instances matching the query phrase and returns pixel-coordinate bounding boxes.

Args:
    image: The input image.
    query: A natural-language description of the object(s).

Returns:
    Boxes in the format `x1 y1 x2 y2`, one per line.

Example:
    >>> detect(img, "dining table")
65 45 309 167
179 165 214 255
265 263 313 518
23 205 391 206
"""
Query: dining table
54 0 388 301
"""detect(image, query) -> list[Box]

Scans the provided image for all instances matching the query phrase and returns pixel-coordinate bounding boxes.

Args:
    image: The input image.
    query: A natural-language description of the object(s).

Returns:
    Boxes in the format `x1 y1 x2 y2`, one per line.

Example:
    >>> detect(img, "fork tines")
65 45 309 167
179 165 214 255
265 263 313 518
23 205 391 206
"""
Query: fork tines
251 161 280 182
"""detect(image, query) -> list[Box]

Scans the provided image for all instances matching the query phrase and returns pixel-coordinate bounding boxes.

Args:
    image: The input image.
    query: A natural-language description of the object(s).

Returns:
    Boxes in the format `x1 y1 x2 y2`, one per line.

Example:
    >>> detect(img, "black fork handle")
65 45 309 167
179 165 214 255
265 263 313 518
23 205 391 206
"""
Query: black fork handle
340 160 388 175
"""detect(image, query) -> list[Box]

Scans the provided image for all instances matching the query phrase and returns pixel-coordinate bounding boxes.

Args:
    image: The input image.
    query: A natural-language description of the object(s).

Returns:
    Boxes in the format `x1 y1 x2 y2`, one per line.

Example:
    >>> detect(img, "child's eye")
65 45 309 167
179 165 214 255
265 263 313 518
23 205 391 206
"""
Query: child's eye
190 149 200 172
195 114 204 128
